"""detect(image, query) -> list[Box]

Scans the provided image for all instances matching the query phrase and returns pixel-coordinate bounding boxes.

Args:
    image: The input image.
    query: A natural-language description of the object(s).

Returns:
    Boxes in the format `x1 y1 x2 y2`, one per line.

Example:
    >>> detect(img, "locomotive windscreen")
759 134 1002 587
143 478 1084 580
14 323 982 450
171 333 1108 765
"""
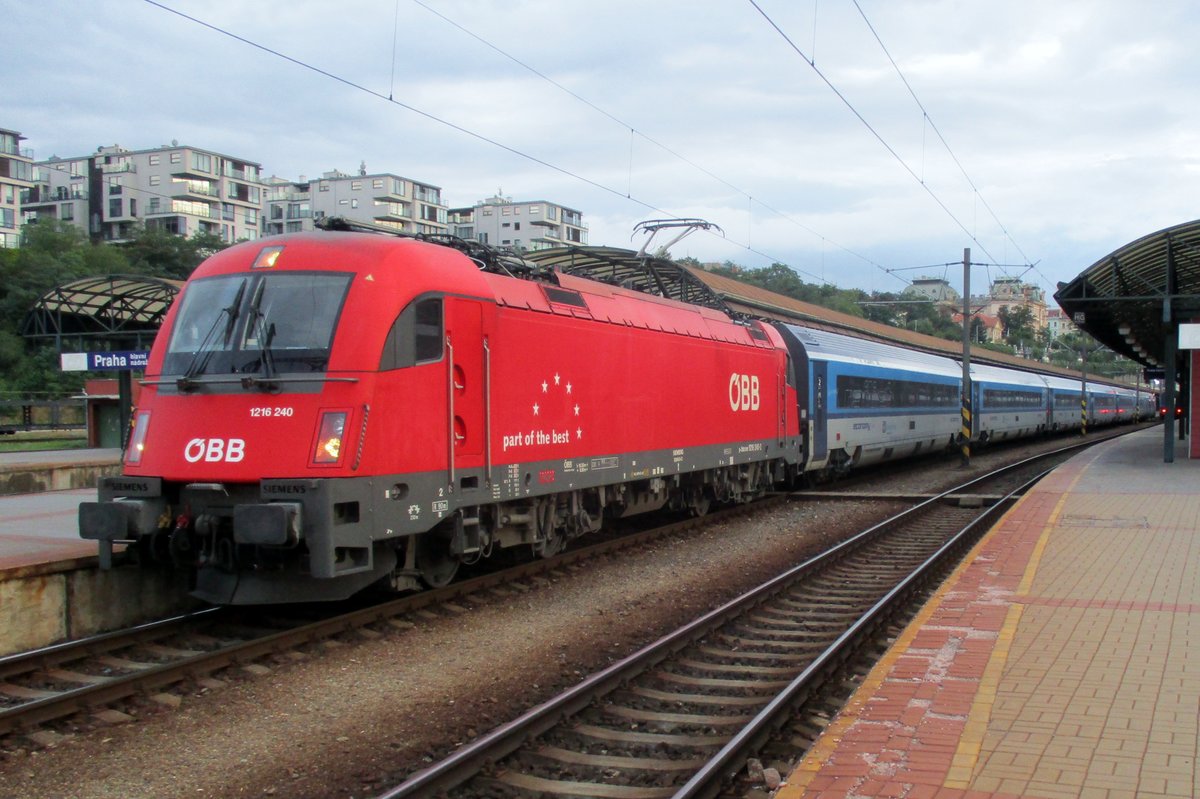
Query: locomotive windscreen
164 272 352 376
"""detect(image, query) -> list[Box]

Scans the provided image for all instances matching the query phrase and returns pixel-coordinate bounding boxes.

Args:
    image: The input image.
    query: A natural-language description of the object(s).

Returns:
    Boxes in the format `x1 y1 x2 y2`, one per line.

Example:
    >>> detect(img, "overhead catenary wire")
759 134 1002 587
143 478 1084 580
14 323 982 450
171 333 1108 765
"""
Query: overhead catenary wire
406 0 900 288
848 0 1054 292
141 0 839 286
747 0 1045 294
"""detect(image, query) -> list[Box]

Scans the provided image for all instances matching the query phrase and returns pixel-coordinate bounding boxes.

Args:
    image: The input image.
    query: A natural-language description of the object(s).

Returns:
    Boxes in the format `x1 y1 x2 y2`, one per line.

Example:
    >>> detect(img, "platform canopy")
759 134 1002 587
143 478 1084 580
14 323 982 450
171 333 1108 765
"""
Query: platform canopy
1055 219 1200 367
21 274 182 346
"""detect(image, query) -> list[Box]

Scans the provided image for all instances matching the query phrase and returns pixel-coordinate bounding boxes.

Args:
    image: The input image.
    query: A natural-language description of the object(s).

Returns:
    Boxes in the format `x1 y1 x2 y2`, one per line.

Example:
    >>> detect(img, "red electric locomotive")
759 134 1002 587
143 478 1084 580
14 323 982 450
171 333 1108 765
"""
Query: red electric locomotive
81 230 801 603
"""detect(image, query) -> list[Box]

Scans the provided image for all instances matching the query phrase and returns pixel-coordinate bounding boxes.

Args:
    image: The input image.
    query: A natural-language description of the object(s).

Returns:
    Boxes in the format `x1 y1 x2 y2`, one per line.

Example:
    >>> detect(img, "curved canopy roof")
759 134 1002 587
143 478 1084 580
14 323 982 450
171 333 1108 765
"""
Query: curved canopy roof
1054 219 1200 367
22 274 182 344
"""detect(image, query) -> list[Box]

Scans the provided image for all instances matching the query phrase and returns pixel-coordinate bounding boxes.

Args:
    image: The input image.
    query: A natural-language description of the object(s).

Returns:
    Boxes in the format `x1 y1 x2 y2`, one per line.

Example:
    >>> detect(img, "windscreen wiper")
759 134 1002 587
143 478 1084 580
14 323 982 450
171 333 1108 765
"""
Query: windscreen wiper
177 280 247 391
238 279 279 391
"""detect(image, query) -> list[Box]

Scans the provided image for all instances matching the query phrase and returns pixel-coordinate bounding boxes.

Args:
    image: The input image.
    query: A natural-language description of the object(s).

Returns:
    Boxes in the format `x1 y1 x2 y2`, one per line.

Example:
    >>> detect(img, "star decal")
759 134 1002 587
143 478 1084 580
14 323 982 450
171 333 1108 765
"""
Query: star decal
541 380 548 393
533 403 540 416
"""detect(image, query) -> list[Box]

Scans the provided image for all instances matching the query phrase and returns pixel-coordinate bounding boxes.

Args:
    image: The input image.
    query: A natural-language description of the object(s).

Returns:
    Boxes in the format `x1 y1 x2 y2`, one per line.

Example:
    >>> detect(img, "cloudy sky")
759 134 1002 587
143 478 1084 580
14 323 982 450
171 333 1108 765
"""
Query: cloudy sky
7 0 1200 300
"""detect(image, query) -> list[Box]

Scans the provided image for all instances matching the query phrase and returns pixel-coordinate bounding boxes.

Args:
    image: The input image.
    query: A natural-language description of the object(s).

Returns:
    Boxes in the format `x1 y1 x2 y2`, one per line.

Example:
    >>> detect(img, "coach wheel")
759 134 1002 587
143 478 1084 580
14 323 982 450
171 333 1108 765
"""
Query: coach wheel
686 488 711 517
416 532 459 588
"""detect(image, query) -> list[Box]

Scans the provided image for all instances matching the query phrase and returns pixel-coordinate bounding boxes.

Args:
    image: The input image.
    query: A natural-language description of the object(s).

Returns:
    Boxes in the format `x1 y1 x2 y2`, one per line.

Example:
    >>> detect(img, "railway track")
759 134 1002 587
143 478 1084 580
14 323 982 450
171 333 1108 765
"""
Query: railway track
0 498 777 741
0 427 1142 750
376 438 1098 799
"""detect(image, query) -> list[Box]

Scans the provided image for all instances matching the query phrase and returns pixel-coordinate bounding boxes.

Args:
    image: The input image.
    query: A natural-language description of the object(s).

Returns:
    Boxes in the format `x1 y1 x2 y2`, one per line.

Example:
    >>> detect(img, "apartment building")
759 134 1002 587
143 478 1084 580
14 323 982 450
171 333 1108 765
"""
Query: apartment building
449 193 587 251
263 167 448 236
0 128 34 248
26 143 265 243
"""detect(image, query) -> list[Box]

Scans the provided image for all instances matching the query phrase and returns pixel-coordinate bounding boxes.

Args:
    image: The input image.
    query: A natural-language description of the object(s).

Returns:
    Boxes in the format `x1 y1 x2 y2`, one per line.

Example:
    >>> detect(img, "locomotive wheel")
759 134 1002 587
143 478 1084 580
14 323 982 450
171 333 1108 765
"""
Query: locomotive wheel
415 533 459 588
535 532 566 558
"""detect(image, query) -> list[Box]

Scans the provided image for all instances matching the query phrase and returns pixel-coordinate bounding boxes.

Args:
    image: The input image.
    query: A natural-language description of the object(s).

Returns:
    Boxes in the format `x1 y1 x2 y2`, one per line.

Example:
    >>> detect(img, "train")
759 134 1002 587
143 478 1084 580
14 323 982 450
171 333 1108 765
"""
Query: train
79 228 1155 604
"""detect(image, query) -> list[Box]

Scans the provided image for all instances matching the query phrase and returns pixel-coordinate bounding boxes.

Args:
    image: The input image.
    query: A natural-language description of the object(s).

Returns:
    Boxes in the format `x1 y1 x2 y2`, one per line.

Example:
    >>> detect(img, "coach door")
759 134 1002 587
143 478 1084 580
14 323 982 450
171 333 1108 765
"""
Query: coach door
444 299 487 489
811 360 829 465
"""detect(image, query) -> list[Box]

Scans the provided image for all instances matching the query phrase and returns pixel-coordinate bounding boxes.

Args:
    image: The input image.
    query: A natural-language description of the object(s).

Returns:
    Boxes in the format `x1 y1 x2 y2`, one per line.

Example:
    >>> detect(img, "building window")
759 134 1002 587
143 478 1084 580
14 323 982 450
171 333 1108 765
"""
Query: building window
529 205 541 214
245 208 258 225
0 208 14 228
109 198 122 217
514 222 520 230
192 153 212 173
130 198 137 216
149 175 161 186
61 204 74 221
149 154 161 165
351 181 362 191
351 199 358 209
319 182 329 192
170 152 182 164
108 177 122 195
373 178 383 189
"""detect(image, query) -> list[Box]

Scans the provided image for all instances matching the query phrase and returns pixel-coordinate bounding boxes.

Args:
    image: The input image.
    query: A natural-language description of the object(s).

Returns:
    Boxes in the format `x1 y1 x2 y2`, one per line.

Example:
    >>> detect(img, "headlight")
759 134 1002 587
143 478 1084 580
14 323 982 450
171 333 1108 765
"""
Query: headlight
312 411 347 465
125 411 151 465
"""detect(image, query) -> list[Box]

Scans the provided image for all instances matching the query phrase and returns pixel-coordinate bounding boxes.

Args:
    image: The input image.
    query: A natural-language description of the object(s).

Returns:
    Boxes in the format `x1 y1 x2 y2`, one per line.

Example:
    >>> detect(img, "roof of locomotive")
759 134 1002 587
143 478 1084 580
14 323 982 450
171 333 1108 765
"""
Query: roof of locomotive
188 232 778 353
778 324 961 378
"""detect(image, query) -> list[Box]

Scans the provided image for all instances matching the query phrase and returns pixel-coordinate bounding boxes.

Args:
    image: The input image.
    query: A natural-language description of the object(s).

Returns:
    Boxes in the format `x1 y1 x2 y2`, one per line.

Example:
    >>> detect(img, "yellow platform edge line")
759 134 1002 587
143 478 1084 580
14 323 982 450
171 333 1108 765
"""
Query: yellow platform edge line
779 459 1097 798
944 471 1084 789
776 491 1033 798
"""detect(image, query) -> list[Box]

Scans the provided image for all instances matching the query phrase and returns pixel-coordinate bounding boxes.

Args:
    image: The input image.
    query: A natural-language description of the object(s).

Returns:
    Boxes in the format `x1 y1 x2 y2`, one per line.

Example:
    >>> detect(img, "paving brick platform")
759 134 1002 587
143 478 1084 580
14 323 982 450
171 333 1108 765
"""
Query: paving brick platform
778 427 1199 799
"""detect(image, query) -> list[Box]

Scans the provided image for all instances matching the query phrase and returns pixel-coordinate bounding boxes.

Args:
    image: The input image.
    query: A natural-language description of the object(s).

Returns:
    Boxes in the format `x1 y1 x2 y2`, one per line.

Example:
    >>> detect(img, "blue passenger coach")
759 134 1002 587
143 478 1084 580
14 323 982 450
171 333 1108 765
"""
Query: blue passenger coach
969 362 1049 442
776 325 961 474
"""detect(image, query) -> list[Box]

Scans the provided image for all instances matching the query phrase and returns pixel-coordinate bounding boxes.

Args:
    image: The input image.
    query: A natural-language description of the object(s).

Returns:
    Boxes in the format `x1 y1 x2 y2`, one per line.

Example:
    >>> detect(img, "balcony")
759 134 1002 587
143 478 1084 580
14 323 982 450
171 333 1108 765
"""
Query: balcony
100 161 136 174
173 179 220 199
374 203 410 222
146 200 216 219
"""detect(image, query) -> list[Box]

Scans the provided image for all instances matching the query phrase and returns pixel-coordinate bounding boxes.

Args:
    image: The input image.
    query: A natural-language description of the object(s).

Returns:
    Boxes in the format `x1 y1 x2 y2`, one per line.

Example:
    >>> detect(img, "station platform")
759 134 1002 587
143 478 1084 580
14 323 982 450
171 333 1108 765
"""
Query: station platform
0 447 120 572
0 446 120 496
779 426 1199 799
0 448 190 655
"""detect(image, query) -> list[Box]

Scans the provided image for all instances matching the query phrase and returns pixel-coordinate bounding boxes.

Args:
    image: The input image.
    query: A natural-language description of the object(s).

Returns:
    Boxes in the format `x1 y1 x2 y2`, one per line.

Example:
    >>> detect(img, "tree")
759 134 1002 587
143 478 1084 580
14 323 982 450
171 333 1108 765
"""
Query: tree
119 225 228 280
997 305 1035 347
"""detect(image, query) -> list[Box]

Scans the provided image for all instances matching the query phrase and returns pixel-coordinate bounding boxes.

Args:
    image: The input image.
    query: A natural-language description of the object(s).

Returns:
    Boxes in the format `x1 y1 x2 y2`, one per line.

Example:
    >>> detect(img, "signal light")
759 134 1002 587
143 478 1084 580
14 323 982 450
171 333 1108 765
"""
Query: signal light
312 411 347 465
125 411 151 465
252 245 284 269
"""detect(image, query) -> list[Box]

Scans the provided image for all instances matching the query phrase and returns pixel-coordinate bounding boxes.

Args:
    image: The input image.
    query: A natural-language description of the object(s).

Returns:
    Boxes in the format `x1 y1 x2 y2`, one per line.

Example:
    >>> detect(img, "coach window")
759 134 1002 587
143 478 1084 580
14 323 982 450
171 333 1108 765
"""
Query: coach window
380 296 443 370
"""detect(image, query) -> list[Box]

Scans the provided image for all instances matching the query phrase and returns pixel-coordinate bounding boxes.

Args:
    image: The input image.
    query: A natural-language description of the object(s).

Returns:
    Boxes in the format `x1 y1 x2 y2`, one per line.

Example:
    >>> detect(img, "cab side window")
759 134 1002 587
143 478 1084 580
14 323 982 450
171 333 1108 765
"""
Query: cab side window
380 297 443 370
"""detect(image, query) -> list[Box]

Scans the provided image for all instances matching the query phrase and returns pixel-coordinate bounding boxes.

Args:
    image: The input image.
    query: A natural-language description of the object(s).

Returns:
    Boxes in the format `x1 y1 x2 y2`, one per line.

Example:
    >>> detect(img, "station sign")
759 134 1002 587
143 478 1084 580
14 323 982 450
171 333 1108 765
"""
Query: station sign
60 350 150 372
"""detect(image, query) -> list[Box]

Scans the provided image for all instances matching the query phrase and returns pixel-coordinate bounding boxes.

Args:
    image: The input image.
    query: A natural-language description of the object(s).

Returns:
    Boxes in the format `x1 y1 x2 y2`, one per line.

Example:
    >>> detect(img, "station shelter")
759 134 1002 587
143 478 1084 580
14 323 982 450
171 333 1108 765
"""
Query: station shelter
21 274 181 447
1055 218 1200 460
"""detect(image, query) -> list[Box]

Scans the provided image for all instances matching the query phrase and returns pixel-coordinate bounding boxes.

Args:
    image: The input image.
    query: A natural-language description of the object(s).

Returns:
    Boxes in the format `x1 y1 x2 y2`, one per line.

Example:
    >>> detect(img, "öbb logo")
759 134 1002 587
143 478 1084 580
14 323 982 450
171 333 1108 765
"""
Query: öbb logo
184 438 246 463
728 373 760 412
